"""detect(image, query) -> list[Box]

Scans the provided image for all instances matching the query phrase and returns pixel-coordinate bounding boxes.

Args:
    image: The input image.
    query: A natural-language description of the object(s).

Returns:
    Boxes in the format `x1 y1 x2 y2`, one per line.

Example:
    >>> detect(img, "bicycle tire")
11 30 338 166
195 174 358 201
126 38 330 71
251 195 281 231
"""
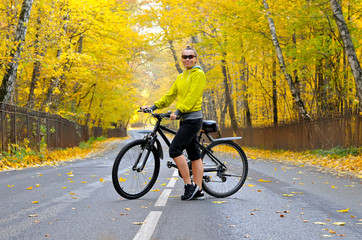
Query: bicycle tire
112 139 160 199
201 140 248 198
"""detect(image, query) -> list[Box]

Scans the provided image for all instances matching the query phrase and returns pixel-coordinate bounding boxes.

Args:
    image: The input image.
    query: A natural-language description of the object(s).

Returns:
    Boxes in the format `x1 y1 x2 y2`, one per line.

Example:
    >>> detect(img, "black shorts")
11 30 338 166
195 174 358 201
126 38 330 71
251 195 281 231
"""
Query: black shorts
169 118 203 161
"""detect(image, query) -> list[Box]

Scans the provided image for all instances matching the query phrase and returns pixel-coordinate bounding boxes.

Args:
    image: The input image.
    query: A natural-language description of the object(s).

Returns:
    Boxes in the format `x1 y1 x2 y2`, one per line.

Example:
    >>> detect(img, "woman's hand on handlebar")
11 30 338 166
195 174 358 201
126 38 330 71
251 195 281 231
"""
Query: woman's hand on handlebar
170 113 177 120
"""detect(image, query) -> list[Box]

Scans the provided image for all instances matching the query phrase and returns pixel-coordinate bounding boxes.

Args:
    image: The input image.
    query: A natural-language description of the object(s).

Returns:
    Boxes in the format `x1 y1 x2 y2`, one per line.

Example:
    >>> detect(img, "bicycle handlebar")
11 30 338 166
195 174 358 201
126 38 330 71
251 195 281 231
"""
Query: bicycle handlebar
138 108 179 120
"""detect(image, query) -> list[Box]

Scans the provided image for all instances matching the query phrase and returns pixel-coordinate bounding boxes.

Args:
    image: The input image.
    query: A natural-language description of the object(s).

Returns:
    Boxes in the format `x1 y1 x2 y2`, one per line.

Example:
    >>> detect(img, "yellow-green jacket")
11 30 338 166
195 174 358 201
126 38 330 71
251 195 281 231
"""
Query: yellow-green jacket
154 66 206 115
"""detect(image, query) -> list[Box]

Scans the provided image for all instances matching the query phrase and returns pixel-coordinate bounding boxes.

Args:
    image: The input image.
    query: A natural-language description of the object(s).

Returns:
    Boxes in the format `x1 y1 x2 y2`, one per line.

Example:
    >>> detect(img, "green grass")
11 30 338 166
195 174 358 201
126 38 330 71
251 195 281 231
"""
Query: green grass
306 146 362 158
79 136 106 149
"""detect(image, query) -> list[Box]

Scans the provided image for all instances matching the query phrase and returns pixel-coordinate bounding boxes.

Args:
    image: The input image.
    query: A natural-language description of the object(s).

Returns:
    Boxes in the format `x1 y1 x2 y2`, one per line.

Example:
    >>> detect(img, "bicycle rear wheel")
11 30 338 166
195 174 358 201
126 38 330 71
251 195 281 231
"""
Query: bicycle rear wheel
201 140 248 198
112 139 160 199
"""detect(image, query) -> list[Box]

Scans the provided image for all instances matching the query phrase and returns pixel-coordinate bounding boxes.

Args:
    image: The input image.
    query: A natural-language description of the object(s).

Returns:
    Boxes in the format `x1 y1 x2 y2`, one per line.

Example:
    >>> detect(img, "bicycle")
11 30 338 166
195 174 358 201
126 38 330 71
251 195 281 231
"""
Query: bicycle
112 109 248 199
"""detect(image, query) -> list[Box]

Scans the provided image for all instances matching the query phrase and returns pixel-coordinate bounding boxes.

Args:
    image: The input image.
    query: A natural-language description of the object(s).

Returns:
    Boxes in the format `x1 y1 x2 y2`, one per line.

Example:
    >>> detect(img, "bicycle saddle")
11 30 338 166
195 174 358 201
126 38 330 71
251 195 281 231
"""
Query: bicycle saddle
202 120 219 133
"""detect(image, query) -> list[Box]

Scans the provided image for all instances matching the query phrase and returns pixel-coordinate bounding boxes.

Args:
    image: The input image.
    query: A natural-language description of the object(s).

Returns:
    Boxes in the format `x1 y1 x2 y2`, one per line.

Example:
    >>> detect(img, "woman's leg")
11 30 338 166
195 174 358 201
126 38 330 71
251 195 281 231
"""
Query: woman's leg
191 159 203 190
173 155 192 185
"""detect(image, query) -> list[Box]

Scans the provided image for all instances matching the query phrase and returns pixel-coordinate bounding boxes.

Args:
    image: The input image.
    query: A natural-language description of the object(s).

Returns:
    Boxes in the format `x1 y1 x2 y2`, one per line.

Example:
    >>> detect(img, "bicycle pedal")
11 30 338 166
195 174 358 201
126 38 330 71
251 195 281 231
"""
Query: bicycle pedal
167 161 177 168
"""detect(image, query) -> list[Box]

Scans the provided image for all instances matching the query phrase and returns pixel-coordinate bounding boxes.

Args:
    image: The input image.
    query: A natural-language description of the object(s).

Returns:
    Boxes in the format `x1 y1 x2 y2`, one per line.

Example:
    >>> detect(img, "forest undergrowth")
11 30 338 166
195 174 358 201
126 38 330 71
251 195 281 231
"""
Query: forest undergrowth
0 137 124 171
245 146 362 178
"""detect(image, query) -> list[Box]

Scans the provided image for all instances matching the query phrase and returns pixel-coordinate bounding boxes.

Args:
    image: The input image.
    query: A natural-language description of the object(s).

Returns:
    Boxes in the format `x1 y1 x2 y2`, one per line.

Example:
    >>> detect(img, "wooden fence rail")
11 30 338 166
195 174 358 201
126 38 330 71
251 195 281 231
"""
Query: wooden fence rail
0 103 126 151
220 115 362 151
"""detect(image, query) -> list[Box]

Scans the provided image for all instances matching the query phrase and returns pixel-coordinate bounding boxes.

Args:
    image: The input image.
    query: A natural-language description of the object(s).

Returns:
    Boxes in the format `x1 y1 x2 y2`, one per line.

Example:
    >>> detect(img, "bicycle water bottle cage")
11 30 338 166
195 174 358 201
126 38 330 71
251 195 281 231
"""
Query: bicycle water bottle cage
202 120 218 133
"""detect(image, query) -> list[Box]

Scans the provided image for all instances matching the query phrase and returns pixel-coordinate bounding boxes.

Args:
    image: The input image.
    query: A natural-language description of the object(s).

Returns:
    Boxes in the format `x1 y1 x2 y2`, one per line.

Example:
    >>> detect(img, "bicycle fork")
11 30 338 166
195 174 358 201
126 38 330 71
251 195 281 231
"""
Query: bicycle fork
132 140 154 172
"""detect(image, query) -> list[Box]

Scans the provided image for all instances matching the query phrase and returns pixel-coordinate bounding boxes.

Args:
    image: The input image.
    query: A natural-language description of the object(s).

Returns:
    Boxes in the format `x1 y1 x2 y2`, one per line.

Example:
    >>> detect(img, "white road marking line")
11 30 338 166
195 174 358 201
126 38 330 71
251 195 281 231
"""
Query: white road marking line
166 177 177 188
132 169 178 240
154 189 172 207
133 211 162 240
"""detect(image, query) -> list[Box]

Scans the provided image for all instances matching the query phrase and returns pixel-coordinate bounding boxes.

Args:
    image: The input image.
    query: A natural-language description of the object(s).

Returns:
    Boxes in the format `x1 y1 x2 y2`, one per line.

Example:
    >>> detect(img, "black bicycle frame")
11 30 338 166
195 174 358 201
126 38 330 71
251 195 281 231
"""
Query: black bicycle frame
134 115 229 174
155 118 228 172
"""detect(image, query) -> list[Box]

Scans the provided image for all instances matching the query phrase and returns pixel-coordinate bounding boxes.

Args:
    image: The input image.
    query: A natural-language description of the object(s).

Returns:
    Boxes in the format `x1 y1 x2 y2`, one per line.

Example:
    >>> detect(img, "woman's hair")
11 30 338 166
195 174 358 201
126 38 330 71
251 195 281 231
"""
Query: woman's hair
183 46 198 57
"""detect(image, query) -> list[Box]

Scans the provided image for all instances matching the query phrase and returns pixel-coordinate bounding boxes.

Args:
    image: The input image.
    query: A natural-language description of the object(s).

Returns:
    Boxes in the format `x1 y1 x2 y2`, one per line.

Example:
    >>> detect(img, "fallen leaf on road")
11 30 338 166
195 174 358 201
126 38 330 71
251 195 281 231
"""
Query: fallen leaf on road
28 214 38 217
150 189 160 192
32 201 39 204
248 184 255 187
132 222 144 225
67 171 73 175
328 229 336 234
282 194 294 197
81 181 87 183
213 201 227 204
331 185 338 189
313 222 326 225
7 185 14 188
99 178 105 182
35 184 40 187
161 183 166 186
337 208 349 213
34 220 40 223
69 192 75 195
90 175 96 177
259 179 272 183
26 186 33 190
124 208 131 211
118 177 126 182
333 222 346 226
62 187 67 189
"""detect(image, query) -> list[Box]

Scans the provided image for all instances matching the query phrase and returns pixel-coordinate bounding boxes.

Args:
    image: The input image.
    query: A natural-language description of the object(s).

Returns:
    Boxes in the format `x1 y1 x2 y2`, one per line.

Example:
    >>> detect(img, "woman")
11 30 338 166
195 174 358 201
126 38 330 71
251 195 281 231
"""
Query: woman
142 46 206 200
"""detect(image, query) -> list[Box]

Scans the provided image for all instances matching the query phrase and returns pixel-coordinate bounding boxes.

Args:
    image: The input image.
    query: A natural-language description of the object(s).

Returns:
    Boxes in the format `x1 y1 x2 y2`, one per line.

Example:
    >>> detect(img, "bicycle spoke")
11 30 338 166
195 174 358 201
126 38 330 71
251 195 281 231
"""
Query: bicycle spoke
202 141 248 198
112 139 160 199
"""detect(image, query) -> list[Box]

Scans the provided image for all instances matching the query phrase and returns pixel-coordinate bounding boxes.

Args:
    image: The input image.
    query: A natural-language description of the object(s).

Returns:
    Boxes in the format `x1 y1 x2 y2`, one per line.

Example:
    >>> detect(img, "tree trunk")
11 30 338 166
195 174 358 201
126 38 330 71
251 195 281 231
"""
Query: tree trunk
239 59 252 127
27 13 44 109
221 52 238 134
168 40 183 74
330 0 362 110
191 35 208 72
263 0 312 121
272 58 278 126
0 0 34 104
41 12 69 111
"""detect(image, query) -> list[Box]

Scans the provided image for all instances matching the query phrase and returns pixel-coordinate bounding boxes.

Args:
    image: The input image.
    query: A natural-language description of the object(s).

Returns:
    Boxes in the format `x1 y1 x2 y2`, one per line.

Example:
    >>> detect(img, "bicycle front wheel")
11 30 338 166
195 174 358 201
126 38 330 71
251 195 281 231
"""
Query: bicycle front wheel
112 139 160 199
201 141 248 198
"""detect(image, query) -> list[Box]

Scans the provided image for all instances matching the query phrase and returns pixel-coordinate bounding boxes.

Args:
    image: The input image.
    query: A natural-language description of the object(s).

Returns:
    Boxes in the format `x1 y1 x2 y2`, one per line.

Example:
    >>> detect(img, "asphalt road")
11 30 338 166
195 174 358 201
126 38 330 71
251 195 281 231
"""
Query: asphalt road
0 132 361 240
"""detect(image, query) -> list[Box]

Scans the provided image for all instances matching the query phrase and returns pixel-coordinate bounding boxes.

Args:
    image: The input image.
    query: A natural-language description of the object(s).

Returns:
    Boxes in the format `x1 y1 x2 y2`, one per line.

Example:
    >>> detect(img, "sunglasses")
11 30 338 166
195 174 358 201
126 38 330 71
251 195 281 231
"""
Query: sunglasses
182 55 195 59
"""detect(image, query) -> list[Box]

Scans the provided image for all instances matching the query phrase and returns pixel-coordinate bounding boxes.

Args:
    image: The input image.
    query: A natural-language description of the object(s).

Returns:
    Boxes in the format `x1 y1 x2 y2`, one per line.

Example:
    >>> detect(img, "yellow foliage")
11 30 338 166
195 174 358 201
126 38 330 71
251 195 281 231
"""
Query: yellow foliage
0 138 122 171
245 148 362 177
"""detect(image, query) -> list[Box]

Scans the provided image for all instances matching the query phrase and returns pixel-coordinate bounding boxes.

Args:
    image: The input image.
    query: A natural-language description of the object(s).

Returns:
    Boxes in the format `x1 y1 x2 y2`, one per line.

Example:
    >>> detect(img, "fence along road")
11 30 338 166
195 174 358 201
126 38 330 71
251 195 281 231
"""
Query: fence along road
0 102 126 151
